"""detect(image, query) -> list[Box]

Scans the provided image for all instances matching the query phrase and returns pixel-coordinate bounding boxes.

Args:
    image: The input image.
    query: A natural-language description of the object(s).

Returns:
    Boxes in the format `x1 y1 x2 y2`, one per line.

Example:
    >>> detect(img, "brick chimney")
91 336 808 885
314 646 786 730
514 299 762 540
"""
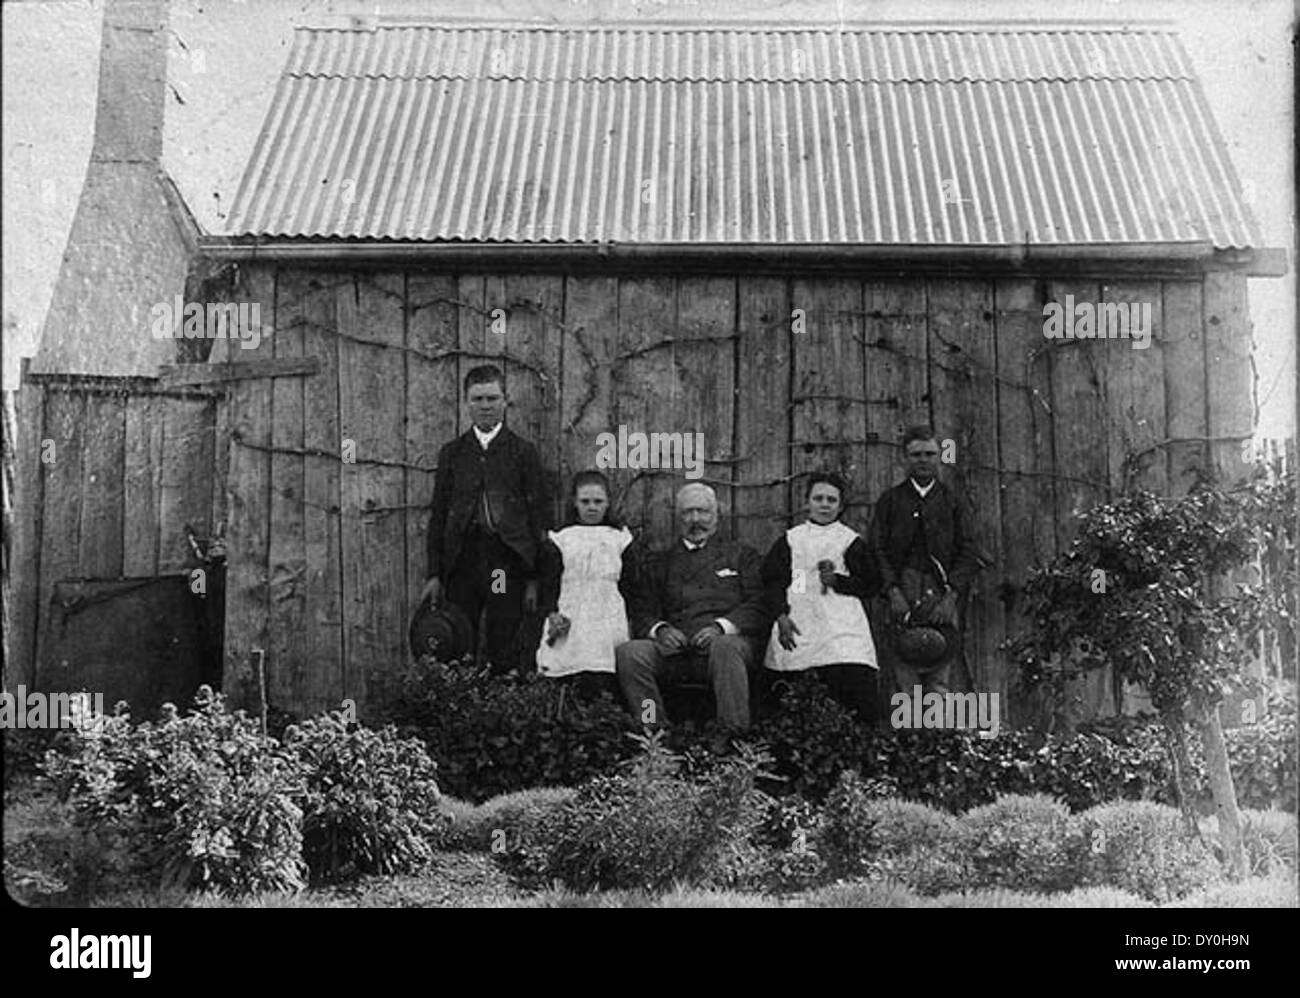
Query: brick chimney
31 0 199 377
89 0 167 164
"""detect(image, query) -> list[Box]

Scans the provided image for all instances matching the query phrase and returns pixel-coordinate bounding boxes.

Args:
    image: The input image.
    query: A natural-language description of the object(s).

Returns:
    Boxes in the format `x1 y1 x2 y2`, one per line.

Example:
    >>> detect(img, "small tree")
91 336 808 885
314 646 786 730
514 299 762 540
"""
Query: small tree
1006 469 1295 879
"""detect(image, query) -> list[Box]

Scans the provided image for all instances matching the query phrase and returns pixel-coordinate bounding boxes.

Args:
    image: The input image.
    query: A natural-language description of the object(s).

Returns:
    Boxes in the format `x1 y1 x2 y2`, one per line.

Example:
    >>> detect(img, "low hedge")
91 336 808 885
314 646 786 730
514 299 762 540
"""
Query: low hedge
1076 801 1221 902
380 663 1295 816
381 662 640 803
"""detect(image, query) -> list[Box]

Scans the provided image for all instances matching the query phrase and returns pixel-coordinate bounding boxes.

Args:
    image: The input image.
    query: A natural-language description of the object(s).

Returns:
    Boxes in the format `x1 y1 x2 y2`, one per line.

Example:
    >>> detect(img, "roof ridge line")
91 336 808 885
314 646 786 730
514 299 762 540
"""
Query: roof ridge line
295 22 1181 35
285 71 1198 84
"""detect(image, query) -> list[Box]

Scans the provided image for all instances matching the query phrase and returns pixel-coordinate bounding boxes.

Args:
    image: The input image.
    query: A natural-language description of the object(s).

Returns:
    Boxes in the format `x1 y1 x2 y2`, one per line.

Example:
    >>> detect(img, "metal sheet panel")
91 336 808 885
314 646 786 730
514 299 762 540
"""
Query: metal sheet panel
226 25 1261 249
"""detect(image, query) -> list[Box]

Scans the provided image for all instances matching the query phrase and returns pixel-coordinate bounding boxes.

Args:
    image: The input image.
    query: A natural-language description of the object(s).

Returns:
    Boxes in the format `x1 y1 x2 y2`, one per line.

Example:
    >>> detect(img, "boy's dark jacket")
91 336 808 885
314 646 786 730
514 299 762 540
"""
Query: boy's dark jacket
426 426 549 581
867 479 986 593
624 538 768 640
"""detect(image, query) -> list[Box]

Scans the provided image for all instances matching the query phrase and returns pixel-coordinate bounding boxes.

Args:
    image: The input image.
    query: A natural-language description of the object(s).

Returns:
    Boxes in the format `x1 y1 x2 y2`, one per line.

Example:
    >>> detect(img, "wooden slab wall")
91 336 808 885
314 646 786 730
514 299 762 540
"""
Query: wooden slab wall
203 267 1259 723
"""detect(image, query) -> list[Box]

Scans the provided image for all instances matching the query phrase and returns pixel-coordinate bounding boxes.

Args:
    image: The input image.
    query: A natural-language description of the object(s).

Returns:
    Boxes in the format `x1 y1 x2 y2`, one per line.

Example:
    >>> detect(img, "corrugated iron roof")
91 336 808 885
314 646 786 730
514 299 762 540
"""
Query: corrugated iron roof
226 25 1261 248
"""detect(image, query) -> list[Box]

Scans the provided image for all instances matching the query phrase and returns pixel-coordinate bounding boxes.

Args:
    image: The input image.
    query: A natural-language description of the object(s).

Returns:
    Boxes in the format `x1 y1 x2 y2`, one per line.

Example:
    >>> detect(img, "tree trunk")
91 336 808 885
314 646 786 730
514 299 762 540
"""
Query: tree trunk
1197 700 1246 879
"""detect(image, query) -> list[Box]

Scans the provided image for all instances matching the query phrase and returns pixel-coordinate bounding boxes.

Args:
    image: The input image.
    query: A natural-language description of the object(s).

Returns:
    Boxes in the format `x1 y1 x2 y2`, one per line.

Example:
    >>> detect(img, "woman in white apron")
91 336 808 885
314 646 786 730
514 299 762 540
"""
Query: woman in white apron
761 471 881 721
535 471 633 698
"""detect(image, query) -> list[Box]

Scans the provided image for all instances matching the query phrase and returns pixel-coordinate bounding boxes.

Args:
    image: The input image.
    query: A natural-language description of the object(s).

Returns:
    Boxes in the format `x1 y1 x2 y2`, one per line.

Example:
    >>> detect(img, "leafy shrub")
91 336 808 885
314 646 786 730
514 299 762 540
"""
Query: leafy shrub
1077 801 1221 902
283 714 448 881
751 794 827 892
1220 694 1297 812
960 794 1086 894
814 771 887 881
751 676 870 799
4 727 76 796
751 678 1181 813
43 688 308 895
813 773 965 894
509 734 772 892
380 662 637 802
852 797 966 895
438 786 577 852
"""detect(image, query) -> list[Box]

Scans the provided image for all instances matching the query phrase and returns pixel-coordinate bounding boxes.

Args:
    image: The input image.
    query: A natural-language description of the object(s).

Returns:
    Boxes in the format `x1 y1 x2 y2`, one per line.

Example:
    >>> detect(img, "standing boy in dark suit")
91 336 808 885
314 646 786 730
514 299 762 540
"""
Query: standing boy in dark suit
867 425 985 696
421 364 549 673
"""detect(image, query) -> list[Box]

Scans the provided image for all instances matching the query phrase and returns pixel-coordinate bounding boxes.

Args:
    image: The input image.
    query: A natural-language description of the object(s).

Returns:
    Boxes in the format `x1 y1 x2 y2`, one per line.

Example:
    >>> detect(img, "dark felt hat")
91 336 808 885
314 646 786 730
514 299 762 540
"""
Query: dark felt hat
408 600 475 663
893 622 956 669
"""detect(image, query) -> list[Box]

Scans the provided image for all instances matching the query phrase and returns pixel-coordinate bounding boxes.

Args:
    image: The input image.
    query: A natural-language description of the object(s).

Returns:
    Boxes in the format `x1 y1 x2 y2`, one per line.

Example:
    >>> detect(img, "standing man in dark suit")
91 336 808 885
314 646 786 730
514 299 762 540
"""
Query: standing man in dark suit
615 483 768 736
867 425 985 696
421 364 549 674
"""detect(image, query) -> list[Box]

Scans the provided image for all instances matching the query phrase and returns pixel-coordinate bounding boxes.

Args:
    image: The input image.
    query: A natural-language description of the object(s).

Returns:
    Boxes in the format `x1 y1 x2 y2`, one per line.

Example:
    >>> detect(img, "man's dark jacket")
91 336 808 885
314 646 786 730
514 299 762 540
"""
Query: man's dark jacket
867 479 984 594
426 426 548 582
625 537 768 640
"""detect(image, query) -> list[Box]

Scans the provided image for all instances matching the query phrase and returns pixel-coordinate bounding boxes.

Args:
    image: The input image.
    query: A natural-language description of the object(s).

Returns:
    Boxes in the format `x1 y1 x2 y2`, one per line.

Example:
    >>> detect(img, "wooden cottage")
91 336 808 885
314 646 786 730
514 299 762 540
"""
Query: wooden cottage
11 17 1286 726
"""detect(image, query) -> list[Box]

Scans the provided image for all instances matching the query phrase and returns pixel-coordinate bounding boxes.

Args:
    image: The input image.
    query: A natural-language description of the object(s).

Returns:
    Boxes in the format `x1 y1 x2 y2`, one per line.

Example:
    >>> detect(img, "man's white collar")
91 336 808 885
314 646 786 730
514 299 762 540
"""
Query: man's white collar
910 477 936 498
473 423 503 448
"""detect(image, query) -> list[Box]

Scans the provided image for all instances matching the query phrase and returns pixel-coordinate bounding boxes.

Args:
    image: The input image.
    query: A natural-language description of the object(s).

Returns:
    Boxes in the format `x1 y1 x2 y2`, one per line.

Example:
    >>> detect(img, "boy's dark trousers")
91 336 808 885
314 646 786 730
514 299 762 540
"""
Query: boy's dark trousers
444 525 529 674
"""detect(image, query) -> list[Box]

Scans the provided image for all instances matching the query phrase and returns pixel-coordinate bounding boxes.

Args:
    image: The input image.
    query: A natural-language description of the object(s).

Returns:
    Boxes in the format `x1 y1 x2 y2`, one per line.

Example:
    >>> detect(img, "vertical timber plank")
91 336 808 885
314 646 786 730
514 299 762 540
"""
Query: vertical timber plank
10 376 45 687
864 281 930 507
1046 278 1112 722
734 277 790 553
790 278 870 526
1100 280 1167 718
338 272 407 715
1204 272 1254 487
36 387 85 692
406 273 460 617
123 395 163 577
503 274 562 526
268 271 308 716
223 266 275 712
301 273 345 716
1163 280 1209 495
928 278 1003 701
560 276 620 522
616 276 679 542
158 397 214 574
78 393 126 579
995 278 1058 727
1101 281 1167 495
676 276 736 535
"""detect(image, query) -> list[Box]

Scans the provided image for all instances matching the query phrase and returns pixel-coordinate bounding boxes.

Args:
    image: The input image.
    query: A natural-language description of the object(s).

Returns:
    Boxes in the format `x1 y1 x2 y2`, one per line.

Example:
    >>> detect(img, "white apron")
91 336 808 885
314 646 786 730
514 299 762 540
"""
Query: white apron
535 525 633 677
765 520 877 672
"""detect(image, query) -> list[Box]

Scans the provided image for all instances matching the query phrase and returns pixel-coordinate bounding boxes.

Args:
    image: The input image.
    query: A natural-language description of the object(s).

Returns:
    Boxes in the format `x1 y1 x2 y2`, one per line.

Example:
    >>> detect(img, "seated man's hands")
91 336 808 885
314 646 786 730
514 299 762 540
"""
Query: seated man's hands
690 622 724 652
653 624 690 656
776 613 800 651
545 612 571 646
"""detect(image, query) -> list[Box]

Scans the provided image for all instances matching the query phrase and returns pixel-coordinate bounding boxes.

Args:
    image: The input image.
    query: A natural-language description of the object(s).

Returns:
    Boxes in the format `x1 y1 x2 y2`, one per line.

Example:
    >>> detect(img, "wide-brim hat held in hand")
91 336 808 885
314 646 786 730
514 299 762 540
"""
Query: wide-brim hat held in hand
893 621 958 669
409 599 475 663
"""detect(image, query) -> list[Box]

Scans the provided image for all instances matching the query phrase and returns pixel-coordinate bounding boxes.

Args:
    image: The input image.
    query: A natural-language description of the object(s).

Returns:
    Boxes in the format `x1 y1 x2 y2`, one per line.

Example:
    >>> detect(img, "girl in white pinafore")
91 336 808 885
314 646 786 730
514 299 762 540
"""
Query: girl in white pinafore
535 471 633 679
762 472 880 719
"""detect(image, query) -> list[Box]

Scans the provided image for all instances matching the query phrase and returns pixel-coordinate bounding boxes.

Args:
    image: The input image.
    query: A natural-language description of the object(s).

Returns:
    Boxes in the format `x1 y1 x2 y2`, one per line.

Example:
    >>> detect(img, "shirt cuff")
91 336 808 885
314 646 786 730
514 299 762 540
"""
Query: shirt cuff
715 617 738 636
649 621 669 640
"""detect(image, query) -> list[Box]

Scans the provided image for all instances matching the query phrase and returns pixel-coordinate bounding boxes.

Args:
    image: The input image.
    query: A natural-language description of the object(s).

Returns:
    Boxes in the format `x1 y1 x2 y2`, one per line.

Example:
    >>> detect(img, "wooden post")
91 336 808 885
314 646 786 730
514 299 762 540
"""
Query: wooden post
9 363 45 689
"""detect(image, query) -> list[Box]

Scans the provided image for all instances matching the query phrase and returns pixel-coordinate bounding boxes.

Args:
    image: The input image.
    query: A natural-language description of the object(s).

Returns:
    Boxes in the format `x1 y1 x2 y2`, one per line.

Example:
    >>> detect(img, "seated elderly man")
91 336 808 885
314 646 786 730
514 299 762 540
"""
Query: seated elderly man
615 483 768 735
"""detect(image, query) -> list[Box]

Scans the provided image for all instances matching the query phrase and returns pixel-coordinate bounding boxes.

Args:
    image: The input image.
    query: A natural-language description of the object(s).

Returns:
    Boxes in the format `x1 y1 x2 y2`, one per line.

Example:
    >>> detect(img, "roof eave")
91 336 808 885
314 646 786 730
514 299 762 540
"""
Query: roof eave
197 238 1286 277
